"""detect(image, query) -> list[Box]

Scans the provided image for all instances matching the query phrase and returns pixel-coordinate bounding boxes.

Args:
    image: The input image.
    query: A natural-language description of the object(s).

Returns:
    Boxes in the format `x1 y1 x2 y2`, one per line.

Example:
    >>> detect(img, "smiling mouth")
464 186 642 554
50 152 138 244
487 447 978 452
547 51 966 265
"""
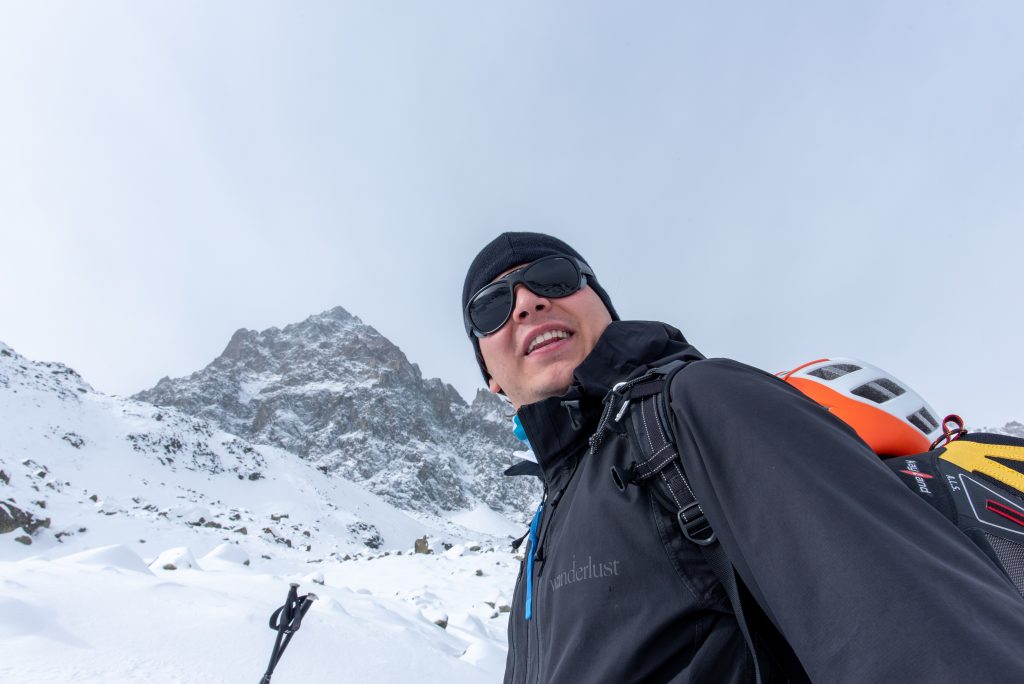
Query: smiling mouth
526 330 573 355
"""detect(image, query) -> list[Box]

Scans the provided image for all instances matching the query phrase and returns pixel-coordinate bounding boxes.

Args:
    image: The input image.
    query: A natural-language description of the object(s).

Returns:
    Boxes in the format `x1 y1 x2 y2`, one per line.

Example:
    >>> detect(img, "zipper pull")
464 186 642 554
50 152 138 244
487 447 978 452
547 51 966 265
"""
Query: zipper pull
524 501 544 621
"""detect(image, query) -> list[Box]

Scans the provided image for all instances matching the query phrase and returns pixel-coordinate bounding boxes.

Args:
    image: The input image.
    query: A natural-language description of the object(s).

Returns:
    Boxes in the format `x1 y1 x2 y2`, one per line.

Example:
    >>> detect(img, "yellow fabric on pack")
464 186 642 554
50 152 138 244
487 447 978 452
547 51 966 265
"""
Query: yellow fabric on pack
941 440 1024 494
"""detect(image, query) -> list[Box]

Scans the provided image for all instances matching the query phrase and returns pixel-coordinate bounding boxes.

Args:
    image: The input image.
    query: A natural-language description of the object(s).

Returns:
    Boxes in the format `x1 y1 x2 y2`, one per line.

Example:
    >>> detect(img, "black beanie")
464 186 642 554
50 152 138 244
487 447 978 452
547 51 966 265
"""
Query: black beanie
462 232 619 385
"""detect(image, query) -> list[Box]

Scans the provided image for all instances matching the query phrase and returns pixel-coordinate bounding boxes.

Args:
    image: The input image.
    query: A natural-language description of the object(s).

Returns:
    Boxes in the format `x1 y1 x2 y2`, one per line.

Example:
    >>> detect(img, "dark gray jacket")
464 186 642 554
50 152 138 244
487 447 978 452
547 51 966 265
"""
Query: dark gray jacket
504 320 1024 683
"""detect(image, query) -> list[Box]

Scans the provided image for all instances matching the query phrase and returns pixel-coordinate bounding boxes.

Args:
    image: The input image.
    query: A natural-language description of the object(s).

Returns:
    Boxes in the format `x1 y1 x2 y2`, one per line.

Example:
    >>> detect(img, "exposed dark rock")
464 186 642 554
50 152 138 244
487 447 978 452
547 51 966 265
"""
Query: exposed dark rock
262 527 292 547
348 521 383 549
62 432 85 449
414 535 432 554
0 501 50 535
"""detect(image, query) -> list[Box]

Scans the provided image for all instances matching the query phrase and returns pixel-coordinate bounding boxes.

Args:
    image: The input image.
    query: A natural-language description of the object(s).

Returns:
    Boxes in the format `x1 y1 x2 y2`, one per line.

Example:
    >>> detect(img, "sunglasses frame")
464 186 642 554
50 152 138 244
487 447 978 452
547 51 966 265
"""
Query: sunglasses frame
465 255 594 338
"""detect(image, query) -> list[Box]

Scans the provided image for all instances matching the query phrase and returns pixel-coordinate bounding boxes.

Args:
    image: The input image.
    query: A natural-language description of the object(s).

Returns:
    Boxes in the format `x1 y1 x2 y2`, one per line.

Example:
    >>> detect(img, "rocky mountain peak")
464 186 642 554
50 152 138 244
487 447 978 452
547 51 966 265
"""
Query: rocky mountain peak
212 305 392 376
134 308 538 519
989 421 1024 438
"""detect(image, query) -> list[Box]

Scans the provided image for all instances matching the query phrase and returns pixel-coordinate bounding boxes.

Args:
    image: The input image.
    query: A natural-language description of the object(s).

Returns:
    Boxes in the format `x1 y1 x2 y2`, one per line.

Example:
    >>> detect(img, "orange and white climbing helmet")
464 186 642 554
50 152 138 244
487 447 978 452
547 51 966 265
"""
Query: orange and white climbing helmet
777 358 942 456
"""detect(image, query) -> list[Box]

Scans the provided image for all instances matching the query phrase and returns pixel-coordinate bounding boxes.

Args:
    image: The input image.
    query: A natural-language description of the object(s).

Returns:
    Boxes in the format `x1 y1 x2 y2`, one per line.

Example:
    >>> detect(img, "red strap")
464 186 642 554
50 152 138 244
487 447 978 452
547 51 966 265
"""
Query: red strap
930 414 967 450
987 499 1024 528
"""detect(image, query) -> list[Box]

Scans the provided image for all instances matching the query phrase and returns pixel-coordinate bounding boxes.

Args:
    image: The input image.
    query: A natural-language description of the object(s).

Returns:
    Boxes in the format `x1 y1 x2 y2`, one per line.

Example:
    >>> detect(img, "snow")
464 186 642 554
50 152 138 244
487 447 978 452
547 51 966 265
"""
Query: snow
0 342 520 682
447 505 524 539
201 542 250 567
237 376 275 404
149 545 200 570
0 546 517 683
55 544 153 574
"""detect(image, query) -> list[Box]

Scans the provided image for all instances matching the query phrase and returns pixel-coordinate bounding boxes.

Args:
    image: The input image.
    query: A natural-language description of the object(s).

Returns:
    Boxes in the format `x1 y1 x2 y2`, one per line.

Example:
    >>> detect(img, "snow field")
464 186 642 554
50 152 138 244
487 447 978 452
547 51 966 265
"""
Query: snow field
0 542 518 683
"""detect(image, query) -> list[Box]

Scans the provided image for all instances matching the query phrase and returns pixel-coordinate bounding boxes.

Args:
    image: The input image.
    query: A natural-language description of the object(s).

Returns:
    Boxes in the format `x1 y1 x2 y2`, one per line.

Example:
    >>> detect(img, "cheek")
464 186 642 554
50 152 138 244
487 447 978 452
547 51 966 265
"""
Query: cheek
478 332 516 375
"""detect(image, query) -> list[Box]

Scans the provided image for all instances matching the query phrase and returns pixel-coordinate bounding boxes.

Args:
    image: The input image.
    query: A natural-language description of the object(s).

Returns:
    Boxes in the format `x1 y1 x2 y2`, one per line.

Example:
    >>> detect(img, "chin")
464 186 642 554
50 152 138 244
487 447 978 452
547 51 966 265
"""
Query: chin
508 362 579 407
531 372 575 402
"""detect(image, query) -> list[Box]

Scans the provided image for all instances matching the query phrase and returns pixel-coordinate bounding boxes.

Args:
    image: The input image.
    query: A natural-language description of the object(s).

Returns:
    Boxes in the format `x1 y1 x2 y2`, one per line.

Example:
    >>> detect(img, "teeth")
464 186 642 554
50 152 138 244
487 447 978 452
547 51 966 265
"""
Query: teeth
527 330 570 354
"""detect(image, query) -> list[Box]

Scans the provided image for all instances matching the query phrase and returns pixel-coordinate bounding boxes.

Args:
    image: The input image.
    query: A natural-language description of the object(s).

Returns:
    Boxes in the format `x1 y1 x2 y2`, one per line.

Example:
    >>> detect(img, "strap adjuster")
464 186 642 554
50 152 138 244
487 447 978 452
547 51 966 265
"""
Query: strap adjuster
677 502 716 546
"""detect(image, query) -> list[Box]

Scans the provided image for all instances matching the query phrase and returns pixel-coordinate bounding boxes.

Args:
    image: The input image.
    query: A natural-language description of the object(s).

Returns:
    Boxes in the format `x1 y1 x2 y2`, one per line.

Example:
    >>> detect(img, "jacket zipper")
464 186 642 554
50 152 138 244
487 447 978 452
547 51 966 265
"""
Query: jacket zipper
524 501 544 621
533 515 548 684
529 500 548 684
527 455 581 684
506 551 527 683
521 487 548 684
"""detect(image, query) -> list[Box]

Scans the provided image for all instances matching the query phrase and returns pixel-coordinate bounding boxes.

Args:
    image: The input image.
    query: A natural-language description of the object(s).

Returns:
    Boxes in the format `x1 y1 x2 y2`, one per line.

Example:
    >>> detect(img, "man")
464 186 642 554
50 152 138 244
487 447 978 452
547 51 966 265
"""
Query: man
462 232 1024 683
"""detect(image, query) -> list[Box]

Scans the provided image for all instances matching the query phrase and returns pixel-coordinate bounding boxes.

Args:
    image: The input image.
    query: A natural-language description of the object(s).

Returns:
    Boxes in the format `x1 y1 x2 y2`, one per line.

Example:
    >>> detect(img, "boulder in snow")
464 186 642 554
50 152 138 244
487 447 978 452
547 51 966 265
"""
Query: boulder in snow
149 546 201 571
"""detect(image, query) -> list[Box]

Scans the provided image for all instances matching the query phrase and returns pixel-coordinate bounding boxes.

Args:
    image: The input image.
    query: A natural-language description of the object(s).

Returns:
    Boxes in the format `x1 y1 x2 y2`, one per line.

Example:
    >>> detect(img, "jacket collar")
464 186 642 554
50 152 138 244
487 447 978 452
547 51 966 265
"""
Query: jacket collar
514 321 704 485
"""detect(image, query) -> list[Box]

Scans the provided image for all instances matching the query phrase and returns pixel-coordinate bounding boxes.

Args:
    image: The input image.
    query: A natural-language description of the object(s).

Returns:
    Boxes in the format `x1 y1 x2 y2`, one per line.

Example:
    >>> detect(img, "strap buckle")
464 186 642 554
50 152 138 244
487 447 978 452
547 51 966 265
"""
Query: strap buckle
677 502 716 546
609 381 631 422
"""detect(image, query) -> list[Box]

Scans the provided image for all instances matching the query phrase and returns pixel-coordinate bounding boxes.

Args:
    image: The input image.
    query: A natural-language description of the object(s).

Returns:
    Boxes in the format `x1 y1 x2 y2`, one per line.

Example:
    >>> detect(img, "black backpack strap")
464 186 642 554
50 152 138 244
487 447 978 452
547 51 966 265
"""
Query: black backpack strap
627 367 716 546
601 361 806 684
597 360 710 544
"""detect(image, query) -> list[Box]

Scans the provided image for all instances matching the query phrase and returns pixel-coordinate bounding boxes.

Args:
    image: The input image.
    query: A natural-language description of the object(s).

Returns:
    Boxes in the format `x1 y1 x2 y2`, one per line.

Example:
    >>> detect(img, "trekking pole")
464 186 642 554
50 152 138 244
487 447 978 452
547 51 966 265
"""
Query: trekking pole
259 583 317 683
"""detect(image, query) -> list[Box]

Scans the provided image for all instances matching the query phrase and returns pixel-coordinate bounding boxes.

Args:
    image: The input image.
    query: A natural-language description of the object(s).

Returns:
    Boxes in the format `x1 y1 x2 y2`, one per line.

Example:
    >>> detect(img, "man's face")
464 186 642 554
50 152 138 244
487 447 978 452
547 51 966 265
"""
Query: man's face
478 262 612 409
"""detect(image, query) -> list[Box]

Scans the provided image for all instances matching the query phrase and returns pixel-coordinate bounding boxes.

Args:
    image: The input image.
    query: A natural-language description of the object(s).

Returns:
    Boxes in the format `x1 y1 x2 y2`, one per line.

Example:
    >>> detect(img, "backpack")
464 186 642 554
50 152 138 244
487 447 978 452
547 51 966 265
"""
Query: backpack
883 430 1024 597
594 360 1024 684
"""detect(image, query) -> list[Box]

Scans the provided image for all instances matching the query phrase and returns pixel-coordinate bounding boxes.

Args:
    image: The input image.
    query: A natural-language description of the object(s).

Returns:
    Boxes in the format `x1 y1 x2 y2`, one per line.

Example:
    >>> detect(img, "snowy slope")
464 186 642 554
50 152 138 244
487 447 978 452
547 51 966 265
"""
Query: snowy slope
0 341 524 683
0 339 443 559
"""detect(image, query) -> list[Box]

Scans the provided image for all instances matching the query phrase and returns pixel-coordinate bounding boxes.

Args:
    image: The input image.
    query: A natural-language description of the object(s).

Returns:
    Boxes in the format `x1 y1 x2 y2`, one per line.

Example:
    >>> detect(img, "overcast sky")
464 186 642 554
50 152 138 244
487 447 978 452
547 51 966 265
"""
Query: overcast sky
2 1 1022 427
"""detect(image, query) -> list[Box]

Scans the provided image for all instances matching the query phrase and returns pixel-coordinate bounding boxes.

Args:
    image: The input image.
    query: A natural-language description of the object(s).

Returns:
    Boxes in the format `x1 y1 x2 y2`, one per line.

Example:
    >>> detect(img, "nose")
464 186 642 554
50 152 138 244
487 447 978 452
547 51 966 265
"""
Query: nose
512 284 550 323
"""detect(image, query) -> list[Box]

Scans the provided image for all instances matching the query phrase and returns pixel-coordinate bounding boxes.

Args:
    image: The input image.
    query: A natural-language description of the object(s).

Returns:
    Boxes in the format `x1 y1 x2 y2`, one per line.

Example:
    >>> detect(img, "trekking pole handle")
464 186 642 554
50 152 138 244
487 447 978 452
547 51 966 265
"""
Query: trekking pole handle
260 583 319 683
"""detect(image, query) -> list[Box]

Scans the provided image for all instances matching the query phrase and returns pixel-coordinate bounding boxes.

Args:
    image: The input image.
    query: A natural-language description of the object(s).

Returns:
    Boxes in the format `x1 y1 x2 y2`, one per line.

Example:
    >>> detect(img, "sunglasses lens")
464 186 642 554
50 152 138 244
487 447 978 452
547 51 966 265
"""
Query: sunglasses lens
469 282 513 335
468 257 584 336
524 257 580 297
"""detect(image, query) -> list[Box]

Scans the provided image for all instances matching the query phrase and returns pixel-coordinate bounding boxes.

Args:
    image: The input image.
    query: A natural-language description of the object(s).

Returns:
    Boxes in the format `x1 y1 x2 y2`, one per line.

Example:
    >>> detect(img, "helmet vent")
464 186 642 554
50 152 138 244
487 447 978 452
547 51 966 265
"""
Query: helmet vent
851 378 906 403
907 408 939 434
808 363 861 381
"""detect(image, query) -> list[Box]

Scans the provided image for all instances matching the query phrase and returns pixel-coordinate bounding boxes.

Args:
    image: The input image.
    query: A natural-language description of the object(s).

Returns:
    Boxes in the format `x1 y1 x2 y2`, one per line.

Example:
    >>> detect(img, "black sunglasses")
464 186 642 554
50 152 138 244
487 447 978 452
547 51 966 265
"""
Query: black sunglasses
465 256 594 337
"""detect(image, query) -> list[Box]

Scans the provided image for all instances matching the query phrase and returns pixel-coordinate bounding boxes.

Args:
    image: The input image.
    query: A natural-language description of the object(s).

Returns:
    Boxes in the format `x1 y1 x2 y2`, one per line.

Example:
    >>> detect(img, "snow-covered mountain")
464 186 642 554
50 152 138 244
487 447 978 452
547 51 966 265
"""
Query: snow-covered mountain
0 340 522 683
0 338 467 557
133 307 539 520
987 421 1024 438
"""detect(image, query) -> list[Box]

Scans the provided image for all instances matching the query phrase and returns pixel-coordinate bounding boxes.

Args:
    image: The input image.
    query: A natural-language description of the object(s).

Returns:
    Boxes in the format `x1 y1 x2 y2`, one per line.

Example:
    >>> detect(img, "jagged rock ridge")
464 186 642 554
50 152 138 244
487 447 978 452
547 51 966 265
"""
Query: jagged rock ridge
134 307 539 519
985 421 1024 438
